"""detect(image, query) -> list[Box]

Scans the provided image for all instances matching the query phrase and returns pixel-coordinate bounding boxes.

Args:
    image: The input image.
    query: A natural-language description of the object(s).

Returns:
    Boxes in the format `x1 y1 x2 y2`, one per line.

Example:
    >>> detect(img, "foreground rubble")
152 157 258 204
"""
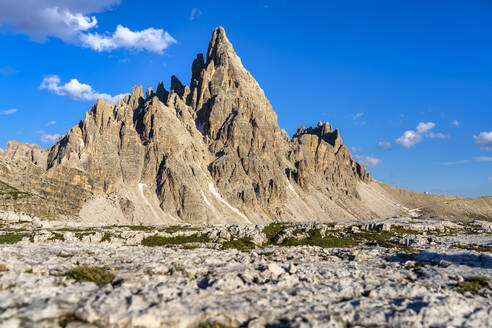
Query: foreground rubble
0 214 491 327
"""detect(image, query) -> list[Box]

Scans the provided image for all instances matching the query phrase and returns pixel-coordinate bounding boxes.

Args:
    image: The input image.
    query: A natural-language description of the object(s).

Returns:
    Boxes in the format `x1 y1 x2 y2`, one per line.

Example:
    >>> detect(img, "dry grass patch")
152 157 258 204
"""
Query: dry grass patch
222 237 256 251
68 266 115 287
141 234 210 247
456 276 490 296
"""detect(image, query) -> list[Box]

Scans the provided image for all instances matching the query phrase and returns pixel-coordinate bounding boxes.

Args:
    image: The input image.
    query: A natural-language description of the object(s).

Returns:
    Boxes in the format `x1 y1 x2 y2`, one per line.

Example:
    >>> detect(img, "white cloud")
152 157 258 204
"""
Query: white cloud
427 132 450 139
189 8 202 21
476 156 492 162
441 156 492 165
396 130 422 148
377 141 392 150
396 121 450 148
0 1 176 54
46 120 56 126
40 133 61 143
488 177 492 181
40 75 127 104
0 0 118 42
351 146 361 152
354 155 382 167
352 112 364 120
0 108 18 115
416 122 435 134
473 131 492 151
452 120 460 127
80 25 176 54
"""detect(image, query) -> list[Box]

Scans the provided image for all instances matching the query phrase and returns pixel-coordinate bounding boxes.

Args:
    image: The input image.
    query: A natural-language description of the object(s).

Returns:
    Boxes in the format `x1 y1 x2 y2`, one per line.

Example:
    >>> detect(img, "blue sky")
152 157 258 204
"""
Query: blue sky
0 0 491 197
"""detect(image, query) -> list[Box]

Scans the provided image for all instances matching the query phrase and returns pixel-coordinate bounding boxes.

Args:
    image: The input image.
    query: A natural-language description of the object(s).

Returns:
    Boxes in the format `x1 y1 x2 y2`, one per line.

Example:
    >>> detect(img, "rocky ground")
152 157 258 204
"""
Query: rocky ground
0 212 491 327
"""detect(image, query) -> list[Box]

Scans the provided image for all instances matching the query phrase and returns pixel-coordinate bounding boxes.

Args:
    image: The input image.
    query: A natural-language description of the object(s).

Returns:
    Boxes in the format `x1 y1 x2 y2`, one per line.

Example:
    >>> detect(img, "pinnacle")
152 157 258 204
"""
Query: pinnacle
206 26 236 65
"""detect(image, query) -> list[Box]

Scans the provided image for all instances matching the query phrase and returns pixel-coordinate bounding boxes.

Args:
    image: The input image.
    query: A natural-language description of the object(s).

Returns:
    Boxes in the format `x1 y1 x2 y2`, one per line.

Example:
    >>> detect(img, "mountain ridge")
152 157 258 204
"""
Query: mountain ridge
1 27 490 224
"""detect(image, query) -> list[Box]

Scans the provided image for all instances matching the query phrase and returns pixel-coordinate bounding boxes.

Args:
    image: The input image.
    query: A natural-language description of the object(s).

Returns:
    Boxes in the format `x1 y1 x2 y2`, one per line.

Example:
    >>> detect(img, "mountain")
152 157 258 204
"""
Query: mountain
1 27 490 224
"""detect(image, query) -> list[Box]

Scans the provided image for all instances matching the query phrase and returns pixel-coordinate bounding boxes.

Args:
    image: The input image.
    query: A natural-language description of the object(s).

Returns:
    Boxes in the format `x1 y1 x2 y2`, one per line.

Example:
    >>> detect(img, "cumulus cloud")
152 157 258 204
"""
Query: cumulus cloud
0 0 176 54
189 8 202 21
473 131 492 151
452 120 460 127
396 130 422 148
46 121 56 126
416 122 435 134
40 75 127 104
354 155 382 167
396 122 450 148
80 25 176 54
377 141 392 150
40 133 61 143
0 0 117 41
0 108 18 115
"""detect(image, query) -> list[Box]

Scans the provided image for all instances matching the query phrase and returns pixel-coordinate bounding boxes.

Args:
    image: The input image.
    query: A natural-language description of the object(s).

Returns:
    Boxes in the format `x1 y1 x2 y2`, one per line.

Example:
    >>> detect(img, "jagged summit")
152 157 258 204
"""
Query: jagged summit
0 27 414 224
206 26 237 64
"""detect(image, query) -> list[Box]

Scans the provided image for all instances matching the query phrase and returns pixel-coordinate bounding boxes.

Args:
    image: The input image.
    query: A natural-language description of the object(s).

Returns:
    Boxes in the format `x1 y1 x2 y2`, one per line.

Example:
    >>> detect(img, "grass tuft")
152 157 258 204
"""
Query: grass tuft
456 276 490 295
0 233 28 244
141 234 210 247
453 244 492 253
49 232 65 241
222 237 255 251
391 225 421 235
281 229 358 248
263 223 289 243
161 225 203 234
100 232 112 242
116 225 155 232
68 266 115 287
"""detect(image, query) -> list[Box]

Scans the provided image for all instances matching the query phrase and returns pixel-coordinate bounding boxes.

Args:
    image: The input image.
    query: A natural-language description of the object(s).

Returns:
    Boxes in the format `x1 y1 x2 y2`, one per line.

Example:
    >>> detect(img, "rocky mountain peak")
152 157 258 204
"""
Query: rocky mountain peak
155 81 169 103
293 122 343 150
206 26 236 66
170 75 185 97
0 27 391 224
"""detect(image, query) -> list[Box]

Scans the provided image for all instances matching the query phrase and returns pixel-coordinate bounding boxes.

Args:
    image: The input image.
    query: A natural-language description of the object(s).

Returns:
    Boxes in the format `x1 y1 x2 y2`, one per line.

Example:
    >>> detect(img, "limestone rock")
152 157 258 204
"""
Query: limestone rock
0 26 438 224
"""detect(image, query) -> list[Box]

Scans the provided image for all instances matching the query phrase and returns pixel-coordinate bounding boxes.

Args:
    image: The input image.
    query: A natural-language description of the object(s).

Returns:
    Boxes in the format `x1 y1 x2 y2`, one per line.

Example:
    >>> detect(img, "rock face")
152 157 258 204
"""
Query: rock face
0 27 412 224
